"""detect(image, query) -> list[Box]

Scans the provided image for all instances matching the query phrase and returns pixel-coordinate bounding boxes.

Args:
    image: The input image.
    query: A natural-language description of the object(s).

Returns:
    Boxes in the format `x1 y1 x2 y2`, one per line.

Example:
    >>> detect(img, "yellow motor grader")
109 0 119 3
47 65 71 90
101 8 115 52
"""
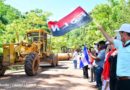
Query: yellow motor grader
0 30 58 76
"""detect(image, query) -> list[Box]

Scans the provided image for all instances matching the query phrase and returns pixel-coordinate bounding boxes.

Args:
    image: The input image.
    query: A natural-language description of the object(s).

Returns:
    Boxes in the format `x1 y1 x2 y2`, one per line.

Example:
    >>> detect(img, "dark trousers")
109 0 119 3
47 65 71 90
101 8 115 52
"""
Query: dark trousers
115 79 130 90
90 65 96 82
83 65 89 78
110 77 117 90
95 66 103 87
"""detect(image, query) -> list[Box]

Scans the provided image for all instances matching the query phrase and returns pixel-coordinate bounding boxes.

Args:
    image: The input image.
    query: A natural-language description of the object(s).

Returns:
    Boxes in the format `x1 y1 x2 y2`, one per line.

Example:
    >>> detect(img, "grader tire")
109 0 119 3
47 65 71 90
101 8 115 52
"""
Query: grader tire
51 55 55 67
0 55 6 76
24 53 39 76
55 55 58 66
51 54 58 67
0 67 6 76
51 60 56 67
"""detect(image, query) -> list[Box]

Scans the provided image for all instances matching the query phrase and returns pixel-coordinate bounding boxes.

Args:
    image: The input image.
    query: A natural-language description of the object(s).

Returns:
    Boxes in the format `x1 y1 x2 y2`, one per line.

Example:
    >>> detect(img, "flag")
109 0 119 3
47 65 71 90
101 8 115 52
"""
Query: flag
82 46 90 66
79 60 84 69
48 6 92 36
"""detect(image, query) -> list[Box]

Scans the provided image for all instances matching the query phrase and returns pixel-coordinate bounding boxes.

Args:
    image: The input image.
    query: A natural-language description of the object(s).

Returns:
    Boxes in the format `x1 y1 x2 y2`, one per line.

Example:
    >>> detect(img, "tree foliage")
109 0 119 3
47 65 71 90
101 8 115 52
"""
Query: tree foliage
0 0 130 53
52 0 130 52
0 1 51 53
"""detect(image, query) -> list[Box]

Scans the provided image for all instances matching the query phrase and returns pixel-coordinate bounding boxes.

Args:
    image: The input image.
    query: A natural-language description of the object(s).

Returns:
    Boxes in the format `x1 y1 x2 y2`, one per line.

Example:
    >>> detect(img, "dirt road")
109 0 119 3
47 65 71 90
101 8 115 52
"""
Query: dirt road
0 61 97 90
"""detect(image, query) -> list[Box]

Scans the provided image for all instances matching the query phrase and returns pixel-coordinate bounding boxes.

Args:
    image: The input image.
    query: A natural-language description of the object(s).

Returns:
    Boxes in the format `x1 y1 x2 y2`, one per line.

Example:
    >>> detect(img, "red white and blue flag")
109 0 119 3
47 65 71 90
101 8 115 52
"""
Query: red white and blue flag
80 45 90 67
83 45 90 64
48 6 92 36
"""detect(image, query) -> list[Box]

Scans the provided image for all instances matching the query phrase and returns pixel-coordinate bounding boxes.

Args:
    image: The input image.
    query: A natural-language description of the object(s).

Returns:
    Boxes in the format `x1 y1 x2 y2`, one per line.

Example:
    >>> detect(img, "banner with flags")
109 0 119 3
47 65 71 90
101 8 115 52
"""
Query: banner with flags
48 6 92 36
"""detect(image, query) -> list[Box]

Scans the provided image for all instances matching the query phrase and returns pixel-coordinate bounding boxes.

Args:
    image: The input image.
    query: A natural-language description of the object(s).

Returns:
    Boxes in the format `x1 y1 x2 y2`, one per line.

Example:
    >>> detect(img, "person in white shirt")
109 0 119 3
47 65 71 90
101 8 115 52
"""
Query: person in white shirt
97 23 130 90
72 49 79 69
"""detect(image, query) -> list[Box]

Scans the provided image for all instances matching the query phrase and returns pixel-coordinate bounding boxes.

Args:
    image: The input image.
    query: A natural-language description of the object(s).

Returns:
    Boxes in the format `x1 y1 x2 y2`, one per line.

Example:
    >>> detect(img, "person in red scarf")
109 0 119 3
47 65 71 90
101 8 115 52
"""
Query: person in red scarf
102 42 116 90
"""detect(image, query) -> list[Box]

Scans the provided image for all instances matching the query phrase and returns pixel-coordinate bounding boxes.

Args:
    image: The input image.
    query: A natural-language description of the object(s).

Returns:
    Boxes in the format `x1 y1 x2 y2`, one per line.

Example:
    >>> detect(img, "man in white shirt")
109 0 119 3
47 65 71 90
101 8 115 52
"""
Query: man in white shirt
97 23 130 90
72 49 78 69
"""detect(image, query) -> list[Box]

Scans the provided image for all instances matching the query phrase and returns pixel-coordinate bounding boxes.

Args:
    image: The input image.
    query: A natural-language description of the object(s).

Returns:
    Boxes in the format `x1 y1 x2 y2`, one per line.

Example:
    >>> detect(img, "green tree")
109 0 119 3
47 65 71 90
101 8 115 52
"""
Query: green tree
0 1 21 24
52 0 130 50
4 10 51 43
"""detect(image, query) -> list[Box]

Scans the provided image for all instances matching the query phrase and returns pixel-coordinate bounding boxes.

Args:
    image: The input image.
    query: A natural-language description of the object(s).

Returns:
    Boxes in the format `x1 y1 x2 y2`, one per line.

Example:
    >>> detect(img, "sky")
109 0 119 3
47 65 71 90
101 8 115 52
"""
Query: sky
5 0 107 21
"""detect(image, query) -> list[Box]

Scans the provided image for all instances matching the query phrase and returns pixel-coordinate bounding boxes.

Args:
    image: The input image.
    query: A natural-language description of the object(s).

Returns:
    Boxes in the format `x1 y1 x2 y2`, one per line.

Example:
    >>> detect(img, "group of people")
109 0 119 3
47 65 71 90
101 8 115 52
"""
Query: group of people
90 40 117 90
72 23 130 90
98 23 130 90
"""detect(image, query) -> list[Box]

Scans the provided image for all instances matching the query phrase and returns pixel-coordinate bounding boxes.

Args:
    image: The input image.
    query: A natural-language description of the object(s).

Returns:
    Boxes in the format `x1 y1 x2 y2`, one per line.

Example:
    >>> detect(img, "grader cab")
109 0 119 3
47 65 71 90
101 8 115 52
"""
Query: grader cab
0 30 58 76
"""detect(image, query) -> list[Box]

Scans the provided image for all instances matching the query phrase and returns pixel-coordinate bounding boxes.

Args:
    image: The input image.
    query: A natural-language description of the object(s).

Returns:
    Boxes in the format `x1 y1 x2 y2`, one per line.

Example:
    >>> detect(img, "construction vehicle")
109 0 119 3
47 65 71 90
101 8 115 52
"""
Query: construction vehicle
0 30 58 76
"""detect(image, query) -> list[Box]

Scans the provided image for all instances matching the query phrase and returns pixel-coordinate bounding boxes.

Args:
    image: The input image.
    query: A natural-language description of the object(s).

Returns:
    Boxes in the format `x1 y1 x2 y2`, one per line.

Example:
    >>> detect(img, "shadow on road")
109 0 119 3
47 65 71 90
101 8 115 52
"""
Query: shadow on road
40 64 69 70
0 61 96 90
